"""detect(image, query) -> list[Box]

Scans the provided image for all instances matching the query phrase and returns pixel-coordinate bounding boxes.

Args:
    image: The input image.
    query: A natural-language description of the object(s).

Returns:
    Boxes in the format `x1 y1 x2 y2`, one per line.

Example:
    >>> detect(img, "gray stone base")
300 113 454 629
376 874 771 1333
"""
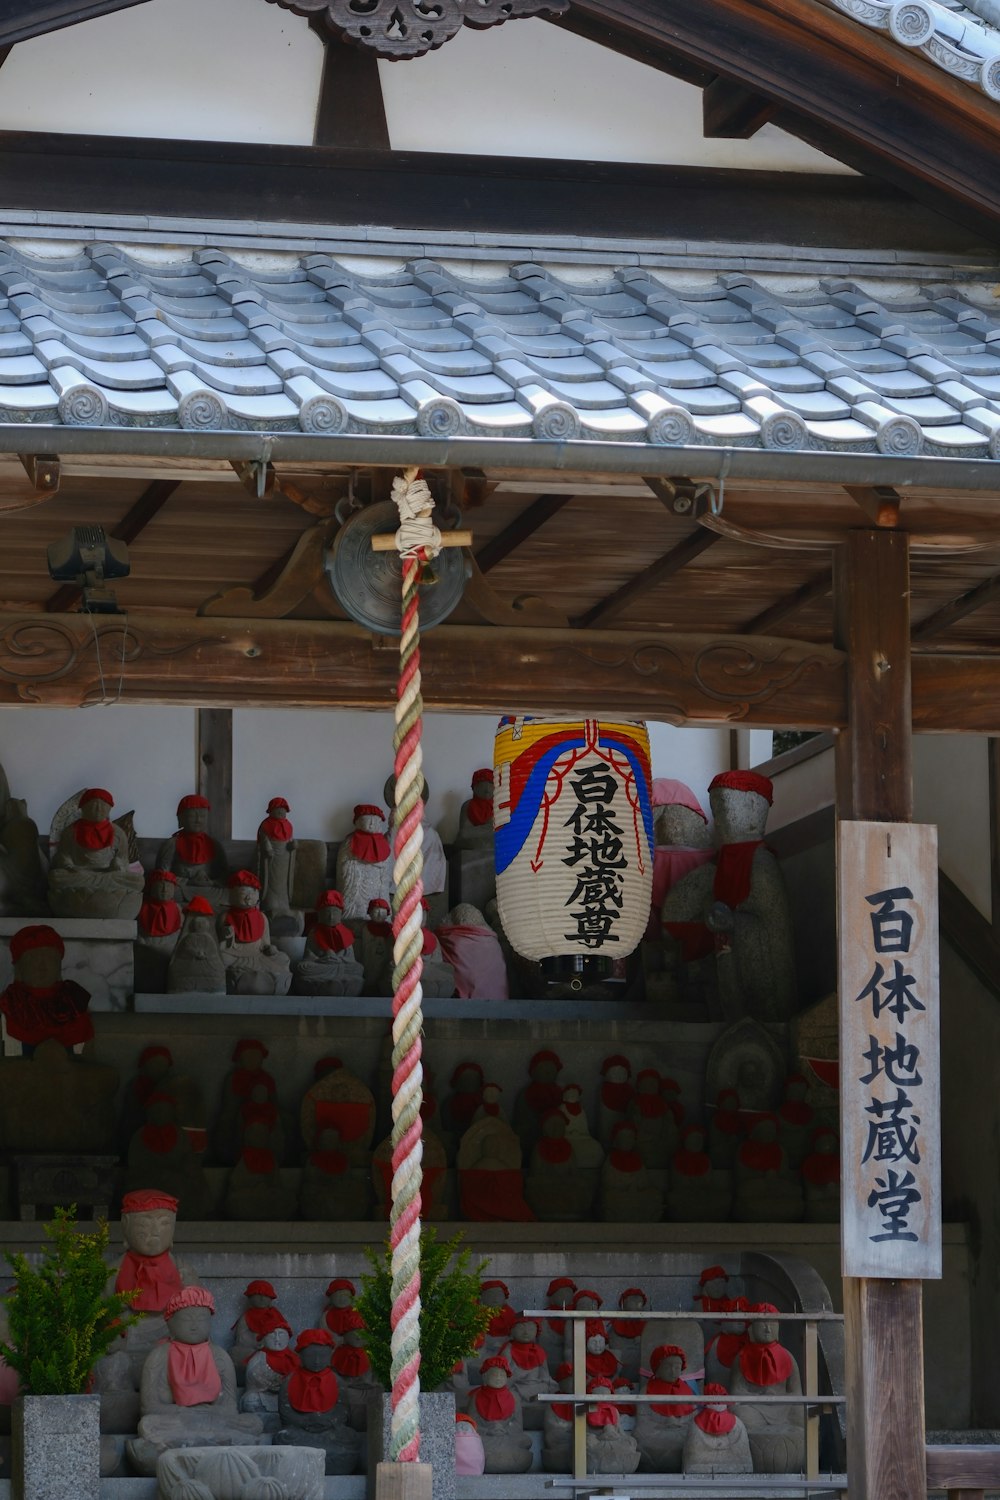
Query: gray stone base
13 1393 100 1500
368 1393 455 1500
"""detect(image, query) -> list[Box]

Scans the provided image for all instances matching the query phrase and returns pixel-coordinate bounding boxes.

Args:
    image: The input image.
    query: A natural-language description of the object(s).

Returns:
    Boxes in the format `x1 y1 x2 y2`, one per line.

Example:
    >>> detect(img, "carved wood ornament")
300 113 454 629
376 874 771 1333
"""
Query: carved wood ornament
266 0 568 57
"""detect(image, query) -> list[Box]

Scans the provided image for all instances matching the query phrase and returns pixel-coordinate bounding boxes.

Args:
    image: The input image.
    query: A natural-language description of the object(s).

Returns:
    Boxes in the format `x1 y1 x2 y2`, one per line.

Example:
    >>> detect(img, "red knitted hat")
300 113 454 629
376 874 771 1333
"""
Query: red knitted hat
451 1061 484 1086
471 769 494 785
650 1344 687 1370
139 1045 173 1066
572 1289 603 1309
618 1288 647 1308
555 1362 573 1381
317 890 344 908
79 788 113 808
750 1302 780 1317
185 896 214 915
164 1286 215 1319
480 1280 510 1298
314 1056 343 1079
601 1055 630 1075
297 1328 335 1350
244 1280 277 1299
146 869 177 886
121 1189 178 1215
326 1278 356 1297
353 804 385 821
636 1067 660 1084
480 1355 511 1375
708 769 774 804
177 794 210 815
228 869 261 890
252 1307 291 1336
267 797 290 812
232 1038 268 1061
699 1266 729 1286
547 1277 576 1298
529 1050 562 1072
368 898 390 913
10 925 64 964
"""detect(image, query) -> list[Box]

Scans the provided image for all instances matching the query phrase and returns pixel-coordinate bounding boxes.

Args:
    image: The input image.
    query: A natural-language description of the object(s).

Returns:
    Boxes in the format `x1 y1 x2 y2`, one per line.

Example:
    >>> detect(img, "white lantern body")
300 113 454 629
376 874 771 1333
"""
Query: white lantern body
494 716 654 962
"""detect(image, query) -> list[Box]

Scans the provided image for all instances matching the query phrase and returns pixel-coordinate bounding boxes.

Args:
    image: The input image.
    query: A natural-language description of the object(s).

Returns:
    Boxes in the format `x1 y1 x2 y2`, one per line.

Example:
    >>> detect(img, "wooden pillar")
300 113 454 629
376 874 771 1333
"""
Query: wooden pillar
834 529 926 1500
196 708 233 840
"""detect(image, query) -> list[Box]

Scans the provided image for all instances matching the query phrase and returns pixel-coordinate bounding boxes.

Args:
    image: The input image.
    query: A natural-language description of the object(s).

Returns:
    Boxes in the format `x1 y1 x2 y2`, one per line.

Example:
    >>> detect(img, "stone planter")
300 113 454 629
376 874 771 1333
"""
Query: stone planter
13 1393 100 1500
367 1390 456 1500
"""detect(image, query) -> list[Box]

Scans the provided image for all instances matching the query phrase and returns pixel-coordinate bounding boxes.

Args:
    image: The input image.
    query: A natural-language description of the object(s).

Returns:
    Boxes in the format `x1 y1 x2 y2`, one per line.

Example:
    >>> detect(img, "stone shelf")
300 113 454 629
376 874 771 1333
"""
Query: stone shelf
133 993 651 1021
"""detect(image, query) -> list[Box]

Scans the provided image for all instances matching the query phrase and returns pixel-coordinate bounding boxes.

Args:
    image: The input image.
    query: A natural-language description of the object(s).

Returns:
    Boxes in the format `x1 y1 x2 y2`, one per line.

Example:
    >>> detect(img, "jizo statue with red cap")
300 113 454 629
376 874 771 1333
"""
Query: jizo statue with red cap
275 1328 362 1475
156 794 227 896
293 890 363 997
220 870 292 996
256 795 302 938
166 896 226 995
239 1306 298 1430
1 924 92 1054
48 788 144 919
455 768 495 851
661 771 796 1022
335 803 392 920
464 1355 532 1474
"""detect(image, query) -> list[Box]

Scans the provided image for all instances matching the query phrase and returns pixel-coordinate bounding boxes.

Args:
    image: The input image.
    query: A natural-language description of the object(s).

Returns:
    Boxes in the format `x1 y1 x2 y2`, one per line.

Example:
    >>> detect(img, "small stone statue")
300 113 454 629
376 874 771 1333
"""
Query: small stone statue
458 1111 535 1222
214 1038 279 1166
239 1310 298 1431
231 1280 283 1371
128 1286 264 1475
299 1062 375 1167
275 1328 361 1474
0 923 92 1054
666 1125 732 1223
733 1115 804 1223
48 788 144 919
299 1128 370 1221
360 897 393 995
801 1124 841 1223
464 1355 532 1473
599 1121 662 1223
135 869 183 990
586 1376 641 1474
526 1109 596 1221
124 1091 212 1219
118 1044 206 1160
635 1344 695 1473
512 1049 564 1153
650 779 714 923
225 1113 297 1221
442 1060 485 1144
708 1087 745 1169
695 1266 747 1385
478 1279 518 1355
167 896 227 994
612 1376 637 1432
455 1412 486 1475
500 1317 555 1429
560 1083 605 1175
597 1055 634 1149
778 1073 816 1169
0 762 47 916
542 1360 575 1472
663 771 796 1022
220 870 292 995
257 795 302 937
293 890 364 996
728 1303 804 1473
437 903 509 1000
584 1321 620 1385
322 1278 358 1341
418 897 457 998
455 768 495 849
335 804 392 920
329 1310 376 1427
539 1276 577 1371
156 793 227 901
609 1287 648 1382
628 1067 679 1169
682 1383 753 1475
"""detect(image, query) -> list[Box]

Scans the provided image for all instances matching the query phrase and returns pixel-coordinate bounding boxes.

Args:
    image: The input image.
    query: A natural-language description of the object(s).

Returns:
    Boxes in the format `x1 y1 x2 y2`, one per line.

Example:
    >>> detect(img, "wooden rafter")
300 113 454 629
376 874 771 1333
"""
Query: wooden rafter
574 529 721 629
310 17 390 149
473 493 573 574
845 485 902 528
911 571 1000 642
702 77 773 139
43 478 180 612
742 571 834 635
0 0 148 45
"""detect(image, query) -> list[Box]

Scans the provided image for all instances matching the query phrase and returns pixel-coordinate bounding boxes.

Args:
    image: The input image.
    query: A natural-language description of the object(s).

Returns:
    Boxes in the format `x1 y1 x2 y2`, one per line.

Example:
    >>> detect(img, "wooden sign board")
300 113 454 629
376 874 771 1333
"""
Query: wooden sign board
837 820 941 1279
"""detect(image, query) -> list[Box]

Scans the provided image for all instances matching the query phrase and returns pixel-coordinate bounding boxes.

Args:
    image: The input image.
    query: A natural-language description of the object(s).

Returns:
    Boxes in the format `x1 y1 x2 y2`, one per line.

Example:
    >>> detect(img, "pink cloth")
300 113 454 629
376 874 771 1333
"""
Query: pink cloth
648 846 714 936
437 925 508 1000
455 1422 486 1476
167 1340 222 1406
652 779 707 818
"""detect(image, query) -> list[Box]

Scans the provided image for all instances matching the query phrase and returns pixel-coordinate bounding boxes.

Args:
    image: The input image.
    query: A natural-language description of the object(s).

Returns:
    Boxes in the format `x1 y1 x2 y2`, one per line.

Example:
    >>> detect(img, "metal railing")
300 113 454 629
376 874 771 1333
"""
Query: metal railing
522 1307 846 1493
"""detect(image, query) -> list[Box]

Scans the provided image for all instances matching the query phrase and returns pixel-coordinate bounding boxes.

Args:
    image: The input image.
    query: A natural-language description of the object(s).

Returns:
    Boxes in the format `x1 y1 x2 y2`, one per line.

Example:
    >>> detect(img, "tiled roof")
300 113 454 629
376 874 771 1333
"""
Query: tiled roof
3 238 1000 458
821 0 1000 101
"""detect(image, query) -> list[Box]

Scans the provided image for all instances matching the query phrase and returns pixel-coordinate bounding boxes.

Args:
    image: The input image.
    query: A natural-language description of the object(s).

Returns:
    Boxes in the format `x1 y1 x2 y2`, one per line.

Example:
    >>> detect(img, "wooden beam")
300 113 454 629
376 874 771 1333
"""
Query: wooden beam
473 493 573 575
0 612 847 723
196 708 232 840
911 571 1000 642
742 570 832 635
911 654 1000 733
311 22 389 150
17 453 60 494
0 131 984 254
43 478 180 613
0 0 148 45
927 1444 1000 1491
702 77 773 138
845 485 902 528
574 529 721 629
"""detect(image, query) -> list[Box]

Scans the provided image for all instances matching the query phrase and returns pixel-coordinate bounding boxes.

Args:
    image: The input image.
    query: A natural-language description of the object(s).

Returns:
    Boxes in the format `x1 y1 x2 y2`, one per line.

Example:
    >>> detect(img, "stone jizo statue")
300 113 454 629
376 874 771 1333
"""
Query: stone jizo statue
275 1328 361 1474
167 896 227 994
156 793 227 898
335 804 392 920
728 1303 804 1473
0 923 92 1054
293 889 363 996
464 1355 532 1474
48 787 144 919
219 869 292 995
454 768 495 850
682 1383 753 1474
256 795 301 937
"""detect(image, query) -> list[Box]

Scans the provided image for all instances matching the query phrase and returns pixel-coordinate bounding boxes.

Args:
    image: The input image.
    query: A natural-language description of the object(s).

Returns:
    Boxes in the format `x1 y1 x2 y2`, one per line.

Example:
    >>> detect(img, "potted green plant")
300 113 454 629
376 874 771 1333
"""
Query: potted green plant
359 1228 492 1500
0 1206 138 1500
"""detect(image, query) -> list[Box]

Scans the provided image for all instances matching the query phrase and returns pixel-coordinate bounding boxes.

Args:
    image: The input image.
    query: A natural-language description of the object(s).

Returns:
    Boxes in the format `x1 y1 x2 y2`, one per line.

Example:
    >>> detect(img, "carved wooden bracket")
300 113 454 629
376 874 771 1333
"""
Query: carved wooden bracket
266 0 568 58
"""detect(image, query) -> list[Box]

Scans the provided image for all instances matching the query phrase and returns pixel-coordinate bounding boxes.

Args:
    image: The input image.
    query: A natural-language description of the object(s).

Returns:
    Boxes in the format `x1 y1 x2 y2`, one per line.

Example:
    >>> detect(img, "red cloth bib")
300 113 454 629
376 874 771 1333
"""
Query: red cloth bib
74 818 115 851
231 1067 275 1098
287 1366 338 1413
0 980 93 1047
141 1123 178 1154
138 898 182 937
708 1329 747 1368
780 1100 813 1126
610 1319 645 1340
348 830 390 864
366 921 393 939
524 1081 563 1115
473 1384 515 1421
332 1345 371 1378
486 1306 518 1339
465 795 493 828
506 1340 547 1371
586 1349 620 1380
739 1339 794 1387
551 1401 573 1421
802 1154 840 1186
587 1400 618 1428
673 1148 711 1177
609 1149 642 1173
739 1140 782 1172
311 923 355 954
537 1136 572 1165
311 1149 348 1175
634 1093 667 1119
240 1307 277 1337
241 1147 275 1174
601 1082 633 1113
115 1249 183 1313
422 930 439 957
325 1306 358 1337
713 840 764 908
696 1406 736 1435
459 1169 536 1222
647 1377 694 1418
265 1347 300 1377
663 919 714 962
174 831 215 866
260 817 293 842
167 1340 222 1406
225 908 266 943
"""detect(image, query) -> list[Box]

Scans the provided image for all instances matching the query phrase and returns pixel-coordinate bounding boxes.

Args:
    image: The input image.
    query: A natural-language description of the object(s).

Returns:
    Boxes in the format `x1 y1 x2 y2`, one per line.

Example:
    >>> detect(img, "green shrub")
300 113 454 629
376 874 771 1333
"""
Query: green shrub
357 1228 493 1393
0 1206 139 1394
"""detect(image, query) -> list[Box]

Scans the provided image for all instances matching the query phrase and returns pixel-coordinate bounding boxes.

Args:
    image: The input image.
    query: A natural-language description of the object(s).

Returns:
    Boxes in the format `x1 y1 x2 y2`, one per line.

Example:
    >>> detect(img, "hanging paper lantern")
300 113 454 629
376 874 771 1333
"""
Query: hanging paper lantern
494 716 654 962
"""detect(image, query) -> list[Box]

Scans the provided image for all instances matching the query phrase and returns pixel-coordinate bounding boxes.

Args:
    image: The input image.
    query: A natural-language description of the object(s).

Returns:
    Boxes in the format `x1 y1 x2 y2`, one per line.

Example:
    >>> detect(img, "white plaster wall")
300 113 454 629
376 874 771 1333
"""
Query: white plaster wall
914 734 992 921
0 705 730 845
0 704 195 836
0 0 850 174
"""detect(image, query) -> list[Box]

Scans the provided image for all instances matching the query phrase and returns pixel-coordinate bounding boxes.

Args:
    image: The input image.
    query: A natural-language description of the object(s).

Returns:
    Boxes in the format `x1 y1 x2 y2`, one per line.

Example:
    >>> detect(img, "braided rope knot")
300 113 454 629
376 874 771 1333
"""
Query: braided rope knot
392 466 442 560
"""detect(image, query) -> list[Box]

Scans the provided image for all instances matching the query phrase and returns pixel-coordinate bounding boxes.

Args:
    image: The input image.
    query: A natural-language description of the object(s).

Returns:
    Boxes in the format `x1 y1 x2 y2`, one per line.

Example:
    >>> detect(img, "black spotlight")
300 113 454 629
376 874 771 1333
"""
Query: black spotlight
46 525 131 614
